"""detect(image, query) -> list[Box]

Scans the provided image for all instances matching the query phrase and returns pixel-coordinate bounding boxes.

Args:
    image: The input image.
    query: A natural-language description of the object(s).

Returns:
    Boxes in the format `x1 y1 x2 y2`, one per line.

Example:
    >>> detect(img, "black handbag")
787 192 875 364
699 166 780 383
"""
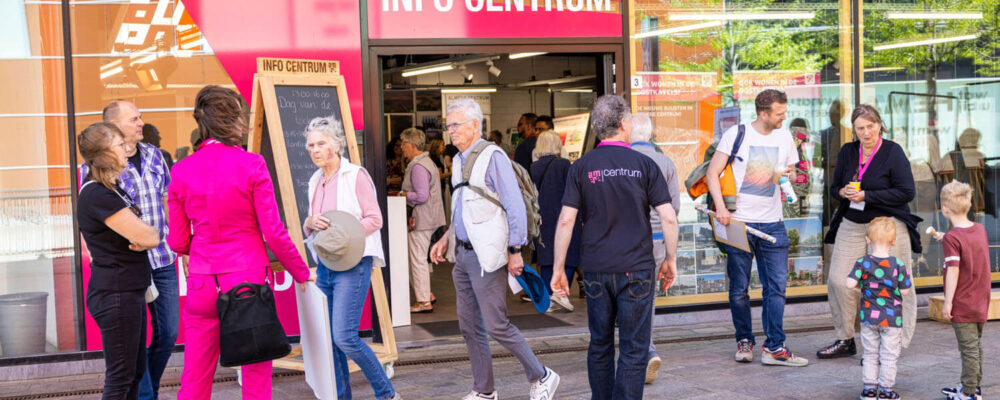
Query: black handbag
215 275 291 367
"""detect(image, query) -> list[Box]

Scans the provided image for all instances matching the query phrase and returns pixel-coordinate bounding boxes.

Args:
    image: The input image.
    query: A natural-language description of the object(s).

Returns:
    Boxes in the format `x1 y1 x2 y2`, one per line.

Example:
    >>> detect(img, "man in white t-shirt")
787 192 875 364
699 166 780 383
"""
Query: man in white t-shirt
706 89 808 367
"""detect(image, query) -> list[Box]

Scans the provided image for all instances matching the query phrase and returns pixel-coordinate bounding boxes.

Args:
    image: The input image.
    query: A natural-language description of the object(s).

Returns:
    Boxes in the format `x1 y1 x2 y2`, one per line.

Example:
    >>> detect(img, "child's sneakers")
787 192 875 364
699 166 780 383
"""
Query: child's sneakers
760 345 809 367
878 389 900 399
942 385 982 399
860 387 878 400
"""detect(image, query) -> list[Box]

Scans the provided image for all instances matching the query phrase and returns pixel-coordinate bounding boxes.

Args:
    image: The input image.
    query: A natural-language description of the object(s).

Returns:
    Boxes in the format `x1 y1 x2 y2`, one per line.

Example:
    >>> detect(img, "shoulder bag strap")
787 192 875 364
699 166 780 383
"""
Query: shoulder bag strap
726 124 746 168
454 142 505 210
536 157 557 189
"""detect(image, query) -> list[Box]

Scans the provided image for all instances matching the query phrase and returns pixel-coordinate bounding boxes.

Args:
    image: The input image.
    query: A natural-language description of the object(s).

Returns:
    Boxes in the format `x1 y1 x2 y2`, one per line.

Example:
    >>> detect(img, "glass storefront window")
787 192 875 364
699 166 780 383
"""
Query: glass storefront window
0 2 78 356
862 0 1000 285
66 0 236 351
629 1 855 306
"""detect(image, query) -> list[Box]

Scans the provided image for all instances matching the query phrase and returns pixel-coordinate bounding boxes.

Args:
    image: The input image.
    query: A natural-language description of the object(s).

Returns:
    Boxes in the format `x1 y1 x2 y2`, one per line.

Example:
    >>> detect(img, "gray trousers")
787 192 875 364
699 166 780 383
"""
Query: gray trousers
648 239 666 360
453 246 545 393
829 218 916 347
861 324 902 390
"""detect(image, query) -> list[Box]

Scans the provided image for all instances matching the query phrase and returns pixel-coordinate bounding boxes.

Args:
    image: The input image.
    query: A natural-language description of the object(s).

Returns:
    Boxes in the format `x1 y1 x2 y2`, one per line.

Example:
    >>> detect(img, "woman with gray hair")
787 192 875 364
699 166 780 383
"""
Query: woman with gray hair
302 115 400 399
530 130 579 312
398 127 446 313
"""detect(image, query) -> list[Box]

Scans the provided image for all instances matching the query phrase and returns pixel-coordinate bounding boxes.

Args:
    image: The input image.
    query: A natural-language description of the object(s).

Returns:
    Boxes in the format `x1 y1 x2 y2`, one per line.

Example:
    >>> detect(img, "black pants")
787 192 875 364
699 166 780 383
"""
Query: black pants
87 287 147 400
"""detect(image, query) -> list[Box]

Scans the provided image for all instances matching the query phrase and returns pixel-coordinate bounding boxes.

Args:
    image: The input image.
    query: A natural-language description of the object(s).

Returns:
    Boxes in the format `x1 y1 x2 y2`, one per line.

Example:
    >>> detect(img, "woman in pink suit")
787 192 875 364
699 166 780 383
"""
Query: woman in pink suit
167 86 314 399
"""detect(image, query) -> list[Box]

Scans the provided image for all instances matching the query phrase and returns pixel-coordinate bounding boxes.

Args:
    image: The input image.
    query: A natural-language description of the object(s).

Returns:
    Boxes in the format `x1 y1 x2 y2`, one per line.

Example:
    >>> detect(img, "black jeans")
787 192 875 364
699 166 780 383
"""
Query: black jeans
87 287 147 400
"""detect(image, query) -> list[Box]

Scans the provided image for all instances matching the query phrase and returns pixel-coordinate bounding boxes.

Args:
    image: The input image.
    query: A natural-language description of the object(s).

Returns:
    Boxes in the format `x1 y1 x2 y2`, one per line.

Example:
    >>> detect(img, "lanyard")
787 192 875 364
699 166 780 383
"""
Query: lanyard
856 136 882 182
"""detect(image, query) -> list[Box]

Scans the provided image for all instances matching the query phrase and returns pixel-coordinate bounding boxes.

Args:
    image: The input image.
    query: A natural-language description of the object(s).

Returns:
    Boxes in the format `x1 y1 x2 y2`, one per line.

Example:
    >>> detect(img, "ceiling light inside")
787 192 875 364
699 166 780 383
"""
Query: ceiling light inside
487 60 501 77
873 34 977 51
631 21 724 39
441 88 497 93
401 63 453 77
668 12 816 21
886 12 983 20
459 65 474 83
510 52 547 59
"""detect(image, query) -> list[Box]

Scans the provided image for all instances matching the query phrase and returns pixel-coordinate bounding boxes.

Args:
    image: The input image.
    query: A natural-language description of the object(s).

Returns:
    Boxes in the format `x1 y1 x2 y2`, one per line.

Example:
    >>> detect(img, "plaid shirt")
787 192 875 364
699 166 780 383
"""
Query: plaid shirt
80 142 176 269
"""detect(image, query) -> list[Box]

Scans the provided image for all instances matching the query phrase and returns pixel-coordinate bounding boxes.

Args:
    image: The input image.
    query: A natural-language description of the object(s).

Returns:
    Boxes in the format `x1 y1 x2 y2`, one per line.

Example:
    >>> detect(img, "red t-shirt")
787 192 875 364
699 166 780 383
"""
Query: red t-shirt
942 223 992 323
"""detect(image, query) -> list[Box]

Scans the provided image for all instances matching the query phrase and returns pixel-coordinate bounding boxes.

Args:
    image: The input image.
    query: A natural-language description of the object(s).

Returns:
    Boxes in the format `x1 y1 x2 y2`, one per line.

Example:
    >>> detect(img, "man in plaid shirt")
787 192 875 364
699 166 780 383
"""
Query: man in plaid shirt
79 100 177 400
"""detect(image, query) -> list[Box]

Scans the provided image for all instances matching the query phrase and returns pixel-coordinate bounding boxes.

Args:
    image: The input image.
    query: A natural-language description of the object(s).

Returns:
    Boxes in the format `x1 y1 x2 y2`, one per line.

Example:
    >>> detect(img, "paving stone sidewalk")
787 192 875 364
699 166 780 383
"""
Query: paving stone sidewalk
4 316 997 399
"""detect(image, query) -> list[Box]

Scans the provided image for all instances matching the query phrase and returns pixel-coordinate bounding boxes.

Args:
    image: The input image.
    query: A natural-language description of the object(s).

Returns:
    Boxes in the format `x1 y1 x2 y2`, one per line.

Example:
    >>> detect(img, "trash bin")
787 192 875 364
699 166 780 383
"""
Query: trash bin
0 292 48 356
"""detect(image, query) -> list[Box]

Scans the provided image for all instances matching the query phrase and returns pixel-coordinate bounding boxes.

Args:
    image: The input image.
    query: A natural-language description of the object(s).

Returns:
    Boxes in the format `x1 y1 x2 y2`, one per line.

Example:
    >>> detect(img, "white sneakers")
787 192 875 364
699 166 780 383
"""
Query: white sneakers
549 293 574 312
461 391 498 400
529 367 560 400
462 367 558 400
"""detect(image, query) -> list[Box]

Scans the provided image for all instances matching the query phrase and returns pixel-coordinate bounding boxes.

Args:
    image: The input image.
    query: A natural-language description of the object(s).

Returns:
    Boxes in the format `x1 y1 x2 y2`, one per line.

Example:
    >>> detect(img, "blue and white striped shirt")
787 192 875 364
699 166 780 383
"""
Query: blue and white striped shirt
80 142 175 269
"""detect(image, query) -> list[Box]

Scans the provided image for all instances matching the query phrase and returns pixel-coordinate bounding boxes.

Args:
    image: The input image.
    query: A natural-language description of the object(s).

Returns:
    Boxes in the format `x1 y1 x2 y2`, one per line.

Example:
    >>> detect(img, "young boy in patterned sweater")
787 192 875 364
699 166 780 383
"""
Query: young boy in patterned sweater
937 181 991 400
846 216 913 400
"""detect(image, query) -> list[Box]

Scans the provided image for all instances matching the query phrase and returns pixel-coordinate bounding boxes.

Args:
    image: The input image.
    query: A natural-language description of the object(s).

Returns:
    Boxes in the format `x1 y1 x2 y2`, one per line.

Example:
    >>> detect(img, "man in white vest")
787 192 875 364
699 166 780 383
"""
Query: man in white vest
399 127 446 313
430 98 560 400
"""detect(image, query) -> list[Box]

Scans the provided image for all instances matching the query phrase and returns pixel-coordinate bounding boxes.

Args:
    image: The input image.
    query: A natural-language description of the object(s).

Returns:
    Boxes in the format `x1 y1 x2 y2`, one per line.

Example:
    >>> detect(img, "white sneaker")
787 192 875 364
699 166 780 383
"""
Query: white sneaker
461 391 498 400
550 294 574 312
645 356 661 384
529 367 560 400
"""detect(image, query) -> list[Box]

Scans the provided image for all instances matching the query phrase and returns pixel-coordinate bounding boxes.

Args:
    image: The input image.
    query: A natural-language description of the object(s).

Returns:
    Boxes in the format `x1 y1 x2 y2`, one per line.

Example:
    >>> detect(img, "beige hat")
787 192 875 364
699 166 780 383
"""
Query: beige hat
313 210 365 271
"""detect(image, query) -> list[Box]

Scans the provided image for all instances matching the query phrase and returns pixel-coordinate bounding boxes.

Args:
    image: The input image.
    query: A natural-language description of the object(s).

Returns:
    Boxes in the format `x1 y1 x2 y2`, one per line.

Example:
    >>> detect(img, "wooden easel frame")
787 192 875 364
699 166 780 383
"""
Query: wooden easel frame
248 69 397 373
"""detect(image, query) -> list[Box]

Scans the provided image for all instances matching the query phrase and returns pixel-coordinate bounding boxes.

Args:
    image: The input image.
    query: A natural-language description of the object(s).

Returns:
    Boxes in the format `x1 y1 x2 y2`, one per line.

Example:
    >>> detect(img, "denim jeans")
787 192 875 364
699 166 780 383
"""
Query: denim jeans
718 221 790 350
583 269 654 400
138 263 180 400
316 257 395 400
87 287 147 400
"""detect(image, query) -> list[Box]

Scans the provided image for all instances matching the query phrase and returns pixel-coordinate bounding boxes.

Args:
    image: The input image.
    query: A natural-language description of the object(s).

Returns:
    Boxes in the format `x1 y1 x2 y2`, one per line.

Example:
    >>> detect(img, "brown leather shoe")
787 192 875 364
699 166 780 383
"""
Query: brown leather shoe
410 302 433 313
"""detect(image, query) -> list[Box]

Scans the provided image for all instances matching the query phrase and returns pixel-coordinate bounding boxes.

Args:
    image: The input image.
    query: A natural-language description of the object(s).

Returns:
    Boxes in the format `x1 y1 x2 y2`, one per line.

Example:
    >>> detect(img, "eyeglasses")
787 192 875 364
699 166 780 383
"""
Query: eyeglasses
445 119 474 132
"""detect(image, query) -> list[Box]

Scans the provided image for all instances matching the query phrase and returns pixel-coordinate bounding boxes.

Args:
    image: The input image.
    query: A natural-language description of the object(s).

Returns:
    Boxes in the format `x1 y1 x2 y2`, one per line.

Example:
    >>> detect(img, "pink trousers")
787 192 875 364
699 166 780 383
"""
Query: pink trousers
177 268 272 400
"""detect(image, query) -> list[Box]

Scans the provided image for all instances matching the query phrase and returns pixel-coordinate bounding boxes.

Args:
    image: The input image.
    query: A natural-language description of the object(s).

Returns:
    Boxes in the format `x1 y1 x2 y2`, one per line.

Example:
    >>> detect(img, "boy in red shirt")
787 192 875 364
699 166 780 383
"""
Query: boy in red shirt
936 181 992 400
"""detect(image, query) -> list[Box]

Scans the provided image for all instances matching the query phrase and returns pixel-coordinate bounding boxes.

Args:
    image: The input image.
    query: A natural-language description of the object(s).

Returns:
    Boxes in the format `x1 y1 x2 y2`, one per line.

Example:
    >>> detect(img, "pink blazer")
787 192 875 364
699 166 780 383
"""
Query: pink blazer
167 140 309 283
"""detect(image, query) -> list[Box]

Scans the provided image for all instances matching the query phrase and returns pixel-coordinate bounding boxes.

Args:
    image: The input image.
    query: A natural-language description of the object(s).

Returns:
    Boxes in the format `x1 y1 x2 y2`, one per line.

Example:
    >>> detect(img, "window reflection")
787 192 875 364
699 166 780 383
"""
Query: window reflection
863 1 1000 281
630 1 854 304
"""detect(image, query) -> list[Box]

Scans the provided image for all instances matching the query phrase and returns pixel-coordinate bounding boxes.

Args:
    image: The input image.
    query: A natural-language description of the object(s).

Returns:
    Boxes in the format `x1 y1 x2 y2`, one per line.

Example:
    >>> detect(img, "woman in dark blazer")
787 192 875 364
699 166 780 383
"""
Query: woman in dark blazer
530 130 581 312
818 104 922 359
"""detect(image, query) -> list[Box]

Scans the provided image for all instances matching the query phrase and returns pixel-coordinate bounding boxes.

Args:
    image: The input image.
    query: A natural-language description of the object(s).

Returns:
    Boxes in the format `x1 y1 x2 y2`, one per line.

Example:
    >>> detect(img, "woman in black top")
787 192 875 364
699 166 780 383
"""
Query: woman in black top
77 122 160 400
817 105 922 359
530 130 580 312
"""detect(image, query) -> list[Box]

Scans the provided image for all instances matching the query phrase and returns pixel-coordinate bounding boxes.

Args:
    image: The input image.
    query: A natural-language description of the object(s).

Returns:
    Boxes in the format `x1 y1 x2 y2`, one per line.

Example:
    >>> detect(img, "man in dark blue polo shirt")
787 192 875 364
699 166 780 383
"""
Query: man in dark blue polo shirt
550 95 678 400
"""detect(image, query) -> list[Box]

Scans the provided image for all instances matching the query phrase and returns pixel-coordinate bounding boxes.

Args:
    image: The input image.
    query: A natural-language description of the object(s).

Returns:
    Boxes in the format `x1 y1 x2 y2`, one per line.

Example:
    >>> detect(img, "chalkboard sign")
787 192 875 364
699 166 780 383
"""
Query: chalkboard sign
248 58 396 371
278 85 343 230
248 73 360 269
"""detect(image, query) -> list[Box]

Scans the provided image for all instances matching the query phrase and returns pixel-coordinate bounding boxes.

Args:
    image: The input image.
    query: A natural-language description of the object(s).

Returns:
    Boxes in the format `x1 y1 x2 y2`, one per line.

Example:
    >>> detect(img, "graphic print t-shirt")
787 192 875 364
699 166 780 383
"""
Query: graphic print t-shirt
716 123 799 223
849 255 912 327
563 143 671 273
942 224 992 323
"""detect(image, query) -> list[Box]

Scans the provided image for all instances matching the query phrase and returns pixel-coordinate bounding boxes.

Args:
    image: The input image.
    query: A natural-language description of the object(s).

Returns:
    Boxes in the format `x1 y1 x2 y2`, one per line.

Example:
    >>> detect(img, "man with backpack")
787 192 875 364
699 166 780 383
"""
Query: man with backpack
705 89 808 367
430 98 559 400
550 95 678 400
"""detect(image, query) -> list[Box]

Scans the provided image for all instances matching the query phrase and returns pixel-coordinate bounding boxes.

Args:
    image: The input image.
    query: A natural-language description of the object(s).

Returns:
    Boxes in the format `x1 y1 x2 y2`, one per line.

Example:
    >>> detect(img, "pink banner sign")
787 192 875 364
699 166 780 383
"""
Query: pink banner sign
368 0 622 39
733 71 821 100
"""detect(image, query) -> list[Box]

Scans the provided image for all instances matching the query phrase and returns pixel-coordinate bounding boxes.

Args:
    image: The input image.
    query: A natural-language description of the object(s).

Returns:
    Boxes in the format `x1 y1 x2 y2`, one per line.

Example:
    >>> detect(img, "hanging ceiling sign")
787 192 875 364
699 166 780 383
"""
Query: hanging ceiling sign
368 0 623 39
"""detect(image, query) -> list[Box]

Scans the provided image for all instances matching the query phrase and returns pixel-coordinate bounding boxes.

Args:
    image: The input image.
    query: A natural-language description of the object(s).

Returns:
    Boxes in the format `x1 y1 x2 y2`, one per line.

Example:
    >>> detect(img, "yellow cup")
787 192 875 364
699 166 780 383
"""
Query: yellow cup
848 181 861 191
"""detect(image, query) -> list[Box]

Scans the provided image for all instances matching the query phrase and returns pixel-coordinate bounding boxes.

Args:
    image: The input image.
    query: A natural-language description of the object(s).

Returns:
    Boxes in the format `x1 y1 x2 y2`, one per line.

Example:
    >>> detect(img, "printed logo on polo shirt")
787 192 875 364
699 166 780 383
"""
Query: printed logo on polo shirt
587 168 642 184
588 170 603 183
